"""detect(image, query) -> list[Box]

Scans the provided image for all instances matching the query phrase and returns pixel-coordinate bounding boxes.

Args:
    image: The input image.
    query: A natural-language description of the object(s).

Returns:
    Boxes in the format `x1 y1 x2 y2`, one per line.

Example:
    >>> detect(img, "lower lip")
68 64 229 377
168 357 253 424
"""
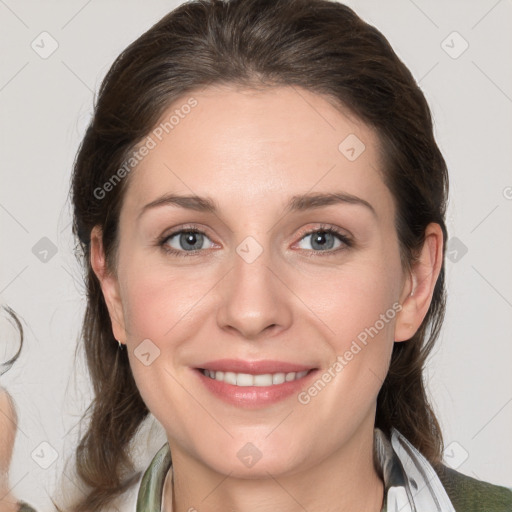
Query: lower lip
194 368 318 408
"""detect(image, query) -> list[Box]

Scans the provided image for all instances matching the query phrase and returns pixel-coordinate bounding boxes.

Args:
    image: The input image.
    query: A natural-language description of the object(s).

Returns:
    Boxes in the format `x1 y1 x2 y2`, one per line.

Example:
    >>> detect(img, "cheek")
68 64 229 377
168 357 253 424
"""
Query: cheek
117 263 215 406
120 272 188 424
295 248 403 396
120 263 205 341
298 257 401 341
294 268 400 424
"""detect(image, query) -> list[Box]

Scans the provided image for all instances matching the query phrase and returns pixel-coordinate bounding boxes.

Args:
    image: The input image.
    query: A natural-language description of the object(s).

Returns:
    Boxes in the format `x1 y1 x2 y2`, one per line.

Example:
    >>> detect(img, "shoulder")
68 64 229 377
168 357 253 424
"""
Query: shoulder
434 464 512 512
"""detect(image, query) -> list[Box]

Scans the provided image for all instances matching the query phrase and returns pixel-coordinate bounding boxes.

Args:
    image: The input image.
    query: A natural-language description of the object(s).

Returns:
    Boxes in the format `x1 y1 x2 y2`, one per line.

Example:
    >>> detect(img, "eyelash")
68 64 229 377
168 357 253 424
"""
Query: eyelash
157 223 353 258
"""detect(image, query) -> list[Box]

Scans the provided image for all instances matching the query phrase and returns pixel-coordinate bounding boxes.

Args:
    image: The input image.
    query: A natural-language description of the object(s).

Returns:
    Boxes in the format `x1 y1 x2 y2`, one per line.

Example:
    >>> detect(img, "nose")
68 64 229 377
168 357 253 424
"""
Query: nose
215 243 293 341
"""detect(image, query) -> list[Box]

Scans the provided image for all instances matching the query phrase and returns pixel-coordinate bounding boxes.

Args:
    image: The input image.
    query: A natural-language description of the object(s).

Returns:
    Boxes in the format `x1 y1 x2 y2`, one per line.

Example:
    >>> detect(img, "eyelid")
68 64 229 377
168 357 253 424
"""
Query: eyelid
293 223 352 243
160 223 214 241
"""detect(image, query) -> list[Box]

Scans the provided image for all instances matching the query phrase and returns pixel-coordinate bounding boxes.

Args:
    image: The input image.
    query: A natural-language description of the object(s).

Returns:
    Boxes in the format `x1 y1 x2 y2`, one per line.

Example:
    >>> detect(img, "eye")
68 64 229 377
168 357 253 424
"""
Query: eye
157 224 352 258
159 228 214 257
295 225 352 254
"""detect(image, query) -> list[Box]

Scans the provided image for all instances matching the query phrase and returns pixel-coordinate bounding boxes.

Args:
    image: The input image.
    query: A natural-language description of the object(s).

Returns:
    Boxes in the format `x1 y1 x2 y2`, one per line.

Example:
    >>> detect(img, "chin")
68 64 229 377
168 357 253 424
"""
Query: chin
199 445 307 479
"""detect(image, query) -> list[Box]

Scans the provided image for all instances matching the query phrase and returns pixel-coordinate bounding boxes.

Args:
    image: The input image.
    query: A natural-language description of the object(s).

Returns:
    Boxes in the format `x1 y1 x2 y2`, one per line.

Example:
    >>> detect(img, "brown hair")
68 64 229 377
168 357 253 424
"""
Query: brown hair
67 0 448 509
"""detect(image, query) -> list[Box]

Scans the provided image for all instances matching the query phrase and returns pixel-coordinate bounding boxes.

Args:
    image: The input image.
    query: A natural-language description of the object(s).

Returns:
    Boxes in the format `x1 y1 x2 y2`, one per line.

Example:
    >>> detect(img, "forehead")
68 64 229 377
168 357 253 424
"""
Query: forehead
122 85 392 221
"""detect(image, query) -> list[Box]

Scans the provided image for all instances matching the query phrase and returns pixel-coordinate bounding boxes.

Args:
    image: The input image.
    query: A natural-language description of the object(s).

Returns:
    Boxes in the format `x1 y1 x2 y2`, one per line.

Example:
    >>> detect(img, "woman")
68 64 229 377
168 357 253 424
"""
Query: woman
3 0 512 510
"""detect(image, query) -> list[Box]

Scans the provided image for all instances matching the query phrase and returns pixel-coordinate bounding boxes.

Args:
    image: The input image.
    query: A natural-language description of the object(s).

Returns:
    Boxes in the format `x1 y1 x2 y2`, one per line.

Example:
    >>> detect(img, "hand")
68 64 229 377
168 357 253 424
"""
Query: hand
0 386 20 512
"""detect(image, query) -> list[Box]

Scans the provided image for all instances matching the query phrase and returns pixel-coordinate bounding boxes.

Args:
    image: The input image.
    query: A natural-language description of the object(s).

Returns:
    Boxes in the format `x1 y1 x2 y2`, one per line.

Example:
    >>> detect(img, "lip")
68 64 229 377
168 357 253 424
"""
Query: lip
193 359 319 409
197 359 316 374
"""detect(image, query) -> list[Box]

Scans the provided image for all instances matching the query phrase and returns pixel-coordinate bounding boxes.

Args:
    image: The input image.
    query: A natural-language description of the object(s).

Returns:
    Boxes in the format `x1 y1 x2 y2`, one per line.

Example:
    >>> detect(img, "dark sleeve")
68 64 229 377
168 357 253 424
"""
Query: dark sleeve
17 501 38 512
434 464 512 512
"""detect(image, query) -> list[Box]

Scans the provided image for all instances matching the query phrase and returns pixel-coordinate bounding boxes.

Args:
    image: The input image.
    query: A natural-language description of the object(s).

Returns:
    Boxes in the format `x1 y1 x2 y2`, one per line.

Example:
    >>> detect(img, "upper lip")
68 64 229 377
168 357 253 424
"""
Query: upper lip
197 359 317 374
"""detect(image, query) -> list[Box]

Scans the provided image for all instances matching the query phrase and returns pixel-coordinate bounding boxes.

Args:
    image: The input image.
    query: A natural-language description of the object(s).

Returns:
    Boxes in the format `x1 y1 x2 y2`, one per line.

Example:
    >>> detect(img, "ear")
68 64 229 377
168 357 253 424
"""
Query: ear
394 222 444 342
90 225 127 345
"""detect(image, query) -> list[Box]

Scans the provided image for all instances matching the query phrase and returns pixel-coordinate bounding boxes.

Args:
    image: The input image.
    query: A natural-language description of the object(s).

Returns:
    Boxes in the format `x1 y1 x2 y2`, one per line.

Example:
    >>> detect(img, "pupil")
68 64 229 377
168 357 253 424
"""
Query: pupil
316 232 326 245
182 231 202 250
313 231 334 250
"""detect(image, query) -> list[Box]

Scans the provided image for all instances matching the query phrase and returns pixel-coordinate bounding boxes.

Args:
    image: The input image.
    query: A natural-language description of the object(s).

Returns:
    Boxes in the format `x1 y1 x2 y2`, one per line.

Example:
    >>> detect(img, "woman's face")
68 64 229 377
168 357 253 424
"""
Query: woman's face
97 85 415 477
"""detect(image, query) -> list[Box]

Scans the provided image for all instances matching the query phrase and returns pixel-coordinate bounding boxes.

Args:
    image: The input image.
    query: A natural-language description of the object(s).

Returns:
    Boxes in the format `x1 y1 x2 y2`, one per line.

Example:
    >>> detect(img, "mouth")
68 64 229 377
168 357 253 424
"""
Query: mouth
199 368 314 387
193 359 319 408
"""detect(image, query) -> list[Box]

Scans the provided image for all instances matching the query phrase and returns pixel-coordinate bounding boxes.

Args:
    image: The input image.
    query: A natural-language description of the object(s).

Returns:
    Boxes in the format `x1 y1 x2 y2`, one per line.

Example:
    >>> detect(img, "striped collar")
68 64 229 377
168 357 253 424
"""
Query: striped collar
136 428 456 512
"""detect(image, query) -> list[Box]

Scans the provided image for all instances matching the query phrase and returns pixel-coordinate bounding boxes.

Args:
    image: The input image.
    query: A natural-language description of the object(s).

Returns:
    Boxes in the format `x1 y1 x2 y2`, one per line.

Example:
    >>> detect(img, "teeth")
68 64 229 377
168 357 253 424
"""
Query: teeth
202 369 310 386
272 373 286 384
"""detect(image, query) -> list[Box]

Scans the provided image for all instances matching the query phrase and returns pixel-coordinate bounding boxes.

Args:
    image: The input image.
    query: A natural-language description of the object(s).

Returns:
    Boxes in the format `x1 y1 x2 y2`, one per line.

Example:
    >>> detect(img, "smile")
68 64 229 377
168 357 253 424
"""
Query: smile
194 361 319 408
200 369 311 386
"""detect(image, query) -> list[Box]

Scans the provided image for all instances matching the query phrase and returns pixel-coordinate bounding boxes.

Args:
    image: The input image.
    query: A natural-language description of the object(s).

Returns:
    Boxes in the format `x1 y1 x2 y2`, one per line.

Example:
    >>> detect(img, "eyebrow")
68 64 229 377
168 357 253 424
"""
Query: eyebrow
137 191 377 220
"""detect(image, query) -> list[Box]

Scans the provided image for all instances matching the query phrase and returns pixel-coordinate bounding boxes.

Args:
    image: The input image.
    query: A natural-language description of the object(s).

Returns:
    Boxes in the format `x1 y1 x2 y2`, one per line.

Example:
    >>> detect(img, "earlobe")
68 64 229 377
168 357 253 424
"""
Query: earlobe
90 226 127 345
394 223 444 342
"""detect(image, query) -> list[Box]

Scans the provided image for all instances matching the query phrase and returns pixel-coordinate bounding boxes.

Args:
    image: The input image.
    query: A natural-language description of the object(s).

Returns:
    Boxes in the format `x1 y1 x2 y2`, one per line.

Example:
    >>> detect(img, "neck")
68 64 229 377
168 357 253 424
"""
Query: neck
164 421 385 512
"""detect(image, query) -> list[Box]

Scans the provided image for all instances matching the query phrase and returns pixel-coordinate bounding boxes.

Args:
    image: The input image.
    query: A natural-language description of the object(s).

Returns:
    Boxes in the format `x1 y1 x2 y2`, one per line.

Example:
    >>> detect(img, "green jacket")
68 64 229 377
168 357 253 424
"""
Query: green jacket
435 464 512 512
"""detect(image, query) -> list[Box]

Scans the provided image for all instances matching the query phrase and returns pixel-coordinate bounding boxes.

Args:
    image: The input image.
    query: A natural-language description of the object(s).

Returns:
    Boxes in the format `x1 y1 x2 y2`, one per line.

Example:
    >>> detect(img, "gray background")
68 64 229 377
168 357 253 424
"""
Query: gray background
1 0 511 510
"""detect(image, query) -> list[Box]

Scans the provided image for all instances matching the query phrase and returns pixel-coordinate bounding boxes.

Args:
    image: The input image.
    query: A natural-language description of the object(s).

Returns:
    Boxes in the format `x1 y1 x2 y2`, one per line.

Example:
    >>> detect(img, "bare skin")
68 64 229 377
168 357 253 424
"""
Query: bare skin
0 388 18 512
91 85 443 512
